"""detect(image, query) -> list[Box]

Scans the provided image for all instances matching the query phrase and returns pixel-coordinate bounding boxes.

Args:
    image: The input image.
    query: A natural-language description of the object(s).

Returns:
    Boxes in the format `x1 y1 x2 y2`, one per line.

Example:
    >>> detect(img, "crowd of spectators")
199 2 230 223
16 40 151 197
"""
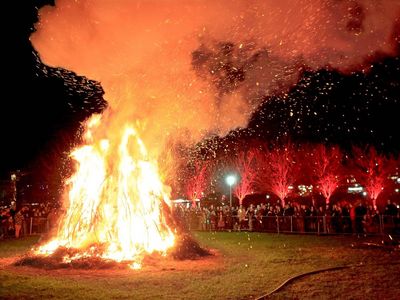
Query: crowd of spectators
1 199 399 240
0 201 59 239
173 199 400 236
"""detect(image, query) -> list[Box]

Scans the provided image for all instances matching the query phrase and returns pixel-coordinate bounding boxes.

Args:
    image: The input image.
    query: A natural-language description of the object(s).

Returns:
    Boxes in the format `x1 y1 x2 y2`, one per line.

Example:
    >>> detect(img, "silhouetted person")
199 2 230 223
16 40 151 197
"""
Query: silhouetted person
355 202 367 236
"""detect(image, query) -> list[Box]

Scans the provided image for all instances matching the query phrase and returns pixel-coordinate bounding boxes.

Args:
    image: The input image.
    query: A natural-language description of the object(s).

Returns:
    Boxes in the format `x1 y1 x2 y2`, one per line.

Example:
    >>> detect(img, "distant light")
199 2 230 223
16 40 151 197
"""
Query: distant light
348 186 363 192
266 194 270 199
397 178 400 184
362 191 367 196
226 175 237 186
395 188 399 193
11 174 16 181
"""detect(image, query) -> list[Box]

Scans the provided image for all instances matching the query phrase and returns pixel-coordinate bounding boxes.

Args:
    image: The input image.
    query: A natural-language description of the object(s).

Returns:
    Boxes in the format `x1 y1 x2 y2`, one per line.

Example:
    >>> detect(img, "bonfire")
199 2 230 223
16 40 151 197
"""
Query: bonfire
18 114 208 270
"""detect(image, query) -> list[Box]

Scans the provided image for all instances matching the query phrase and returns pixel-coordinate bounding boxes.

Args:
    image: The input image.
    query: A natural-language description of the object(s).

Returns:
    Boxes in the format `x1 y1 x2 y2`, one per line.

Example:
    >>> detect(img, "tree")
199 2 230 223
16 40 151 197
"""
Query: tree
230 148 264 206
351 146 392 209
184 161 211 206
265 142 299 207
310 144 343 205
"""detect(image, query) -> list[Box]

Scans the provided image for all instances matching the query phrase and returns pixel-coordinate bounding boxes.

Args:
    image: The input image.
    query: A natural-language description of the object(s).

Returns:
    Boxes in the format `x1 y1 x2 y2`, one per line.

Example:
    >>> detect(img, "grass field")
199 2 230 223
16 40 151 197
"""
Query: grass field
0 232 399 299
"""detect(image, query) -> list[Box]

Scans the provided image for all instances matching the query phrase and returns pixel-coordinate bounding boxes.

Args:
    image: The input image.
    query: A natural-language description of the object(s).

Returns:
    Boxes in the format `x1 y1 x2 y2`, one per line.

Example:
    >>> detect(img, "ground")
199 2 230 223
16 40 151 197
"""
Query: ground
0 232 399 299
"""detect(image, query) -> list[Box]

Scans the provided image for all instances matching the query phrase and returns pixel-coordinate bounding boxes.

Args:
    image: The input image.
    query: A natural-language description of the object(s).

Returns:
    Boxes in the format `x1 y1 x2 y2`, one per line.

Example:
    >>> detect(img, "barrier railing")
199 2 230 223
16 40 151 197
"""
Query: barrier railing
1 215 399 238
28 217 48 235
181 214 400 236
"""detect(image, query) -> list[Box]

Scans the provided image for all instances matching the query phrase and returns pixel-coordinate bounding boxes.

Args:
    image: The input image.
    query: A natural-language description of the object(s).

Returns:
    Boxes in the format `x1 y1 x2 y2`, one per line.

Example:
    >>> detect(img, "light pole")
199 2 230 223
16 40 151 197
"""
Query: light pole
226 175 237 209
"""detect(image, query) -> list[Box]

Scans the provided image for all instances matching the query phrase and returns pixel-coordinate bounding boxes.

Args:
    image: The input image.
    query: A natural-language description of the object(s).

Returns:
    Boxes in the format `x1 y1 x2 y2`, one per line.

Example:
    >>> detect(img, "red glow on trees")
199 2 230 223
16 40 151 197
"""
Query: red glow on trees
310 144 343 205
185 161 211 207
319 174 340 204
352 146 390 209
231 148 264 206
265 142 298 207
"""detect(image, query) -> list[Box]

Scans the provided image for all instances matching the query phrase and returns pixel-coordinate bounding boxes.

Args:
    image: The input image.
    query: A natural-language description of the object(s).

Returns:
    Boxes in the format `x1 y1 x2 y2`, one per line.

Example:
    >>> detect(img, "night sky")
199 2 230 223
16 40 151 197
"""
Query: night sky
1 0 399 179
1 1 105 177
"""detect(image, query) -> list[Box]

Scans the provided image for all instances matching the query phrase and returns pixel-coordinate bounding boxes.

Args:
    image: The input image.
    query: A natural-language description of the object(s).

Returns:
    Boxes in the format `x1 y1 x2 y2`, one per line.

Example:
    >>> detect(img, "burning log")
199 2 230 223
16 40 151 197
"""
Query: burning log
15 234 210 270
15 246 124 270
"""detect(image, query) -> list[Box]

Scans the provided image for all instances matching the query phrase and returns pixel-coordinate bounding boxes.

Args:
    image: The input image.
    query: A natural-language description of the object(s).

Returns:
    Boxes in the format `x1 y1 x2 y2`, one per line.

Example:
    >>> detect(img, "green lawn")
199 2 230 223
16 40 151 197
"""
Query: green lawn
0 233 399 299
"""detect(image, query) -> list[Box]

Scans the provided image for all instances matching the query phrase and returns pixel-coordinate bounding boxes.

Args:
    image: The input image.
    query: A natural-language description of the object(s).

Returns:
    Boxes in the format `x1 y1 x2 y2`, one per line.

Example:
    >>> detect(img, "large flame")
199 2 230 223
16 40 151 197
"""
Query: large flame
35 115 175 269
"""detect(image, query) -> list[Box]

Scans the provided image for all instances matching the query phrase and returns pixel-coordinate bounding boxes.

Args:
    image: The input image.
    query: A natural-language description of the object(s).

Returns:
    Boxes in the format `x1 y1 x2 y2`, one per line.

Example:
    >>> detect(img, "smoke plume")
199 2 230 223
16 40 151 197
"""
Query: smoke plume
31 0 400 157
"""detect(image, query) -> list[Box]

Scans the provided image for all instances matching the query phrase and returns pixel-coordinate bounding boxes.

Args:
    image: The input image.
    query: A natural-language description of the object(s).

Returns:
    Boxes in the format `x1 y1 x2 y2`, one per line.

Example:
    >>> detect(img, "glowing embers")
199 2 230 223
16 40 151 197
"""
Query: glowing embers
35 115 175 268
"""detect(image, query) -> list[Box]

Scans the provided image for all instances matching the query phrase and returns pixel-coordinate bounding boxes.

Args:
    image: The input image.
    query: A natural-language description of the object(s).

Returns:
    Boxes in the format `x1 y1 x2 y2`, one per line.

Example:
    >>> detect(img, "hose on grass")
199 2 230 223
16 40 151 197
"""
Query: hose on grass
256 240 400 299
255 265 350 299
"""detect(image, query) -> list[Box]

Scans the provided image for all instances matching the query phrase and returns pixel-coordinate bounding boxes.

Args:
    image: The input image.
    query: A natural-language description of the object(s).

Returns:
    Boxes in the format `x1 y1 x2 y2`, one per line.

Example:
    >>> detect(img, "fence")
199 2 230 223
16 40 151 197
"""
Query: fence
5 215 400 237
183 214 400 236
0 217 49 238
27 217 49 235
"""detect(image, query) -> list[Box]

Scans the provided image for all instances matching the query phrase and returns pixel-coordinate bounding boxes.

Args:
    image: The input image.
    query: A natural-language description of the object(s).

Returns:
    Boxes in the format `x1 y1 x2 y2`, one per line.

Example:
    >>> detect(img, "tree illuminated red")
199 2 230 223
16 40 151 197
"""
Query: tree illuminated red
264 142 298 207
310 144 343 204
231 148 263 205
352 146 391 208
184 161 211 206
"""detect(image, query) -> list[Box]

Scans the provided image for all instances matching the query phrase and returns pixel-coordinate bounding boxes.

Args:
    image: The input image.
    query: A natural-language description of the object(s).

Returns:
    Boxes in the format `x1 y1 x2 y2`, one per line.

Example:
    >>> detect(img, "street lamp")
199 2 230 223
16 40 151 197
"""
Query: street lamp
225 175 237 208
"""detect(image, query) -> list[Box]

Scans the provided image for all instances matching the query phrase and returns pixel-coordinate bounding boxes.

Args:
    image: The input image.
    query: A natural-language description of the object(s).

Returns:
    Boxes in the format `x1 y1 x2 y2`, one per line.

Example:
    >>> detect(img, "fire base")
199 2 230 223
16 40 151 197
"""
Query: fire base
15 234 210 270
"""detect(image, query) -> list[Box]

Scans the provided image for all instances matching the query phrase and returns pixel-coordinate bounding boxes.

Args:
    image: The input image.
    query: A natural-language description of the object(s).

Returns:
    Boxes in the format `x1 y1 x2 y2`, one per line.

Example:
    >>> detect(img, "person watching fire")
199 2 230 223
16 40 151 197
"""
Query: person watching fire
14 206 29 238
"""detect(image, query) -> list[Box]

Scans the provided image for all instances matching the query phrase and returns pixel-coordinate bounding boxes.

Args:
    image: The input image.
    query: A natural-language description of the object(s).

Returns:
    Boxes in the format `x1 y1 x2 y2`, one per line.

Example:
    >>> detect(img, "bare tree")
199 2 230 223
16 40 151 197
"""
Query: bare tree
352 146 391 208
310 144 343 205
231 148 264 205
265 142 299 207
184 161 211 206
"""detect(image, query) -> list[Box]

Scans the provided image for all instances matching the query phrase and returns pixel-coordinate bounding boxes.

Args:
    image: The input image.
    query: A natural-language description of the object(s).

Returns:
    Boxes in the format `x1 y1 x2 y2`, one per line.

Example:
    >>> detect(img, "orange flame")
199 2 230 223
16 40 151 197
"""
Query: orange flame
35 115 175 268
